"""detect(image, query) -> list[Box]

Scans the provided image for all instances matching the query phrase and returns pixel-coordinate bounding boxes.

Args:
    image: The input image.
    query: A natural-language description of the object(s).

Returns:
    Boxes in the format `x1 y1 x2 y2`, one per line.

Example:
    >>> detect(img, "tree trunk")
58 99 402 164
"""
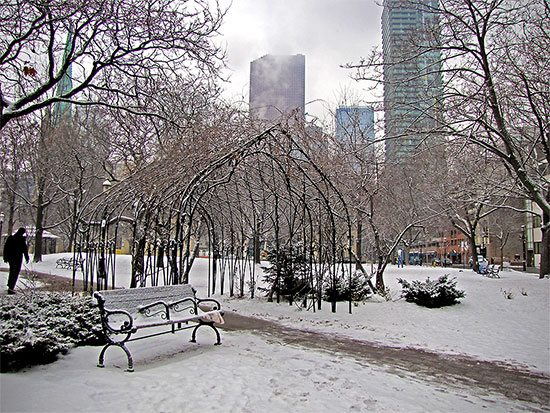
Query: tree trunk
540 212 549 278
266 275 279 302
355 216 362 270
68 223 76 253
183 243 199 284
171 218 181 285
6 182 16 236
211 233 218 295
68 195 78 252
131 237 145 288
253 229 261 264
375 256 385 292
33 190 45 262
470 235 479 273
169 241 178 284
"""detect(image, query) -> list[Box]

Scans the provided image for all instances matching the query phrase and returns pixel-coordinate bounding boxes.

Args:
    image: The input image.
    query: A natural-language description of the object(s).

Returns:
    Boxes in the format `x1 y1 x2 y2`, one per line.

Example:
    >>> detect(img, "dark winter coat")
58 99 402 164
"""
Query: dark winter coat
3 228 29 265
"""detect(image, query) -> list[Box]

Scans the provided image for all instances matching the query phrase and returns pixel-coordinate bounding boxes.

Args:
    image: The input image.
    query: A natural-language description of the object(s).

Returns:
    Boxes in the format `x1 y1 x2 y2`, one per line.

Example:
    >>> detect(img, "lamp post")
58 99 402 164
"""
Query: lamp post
521 224 527 271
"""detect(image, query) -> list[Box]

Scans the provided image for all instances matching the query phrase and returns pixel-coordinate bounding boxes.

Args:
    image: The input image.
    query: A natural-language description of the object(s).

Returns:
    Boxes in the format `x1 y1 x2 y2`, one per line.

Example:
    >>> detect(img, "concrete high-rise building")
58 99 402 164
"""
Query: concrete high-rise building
382 0 442 162
249 54 305 123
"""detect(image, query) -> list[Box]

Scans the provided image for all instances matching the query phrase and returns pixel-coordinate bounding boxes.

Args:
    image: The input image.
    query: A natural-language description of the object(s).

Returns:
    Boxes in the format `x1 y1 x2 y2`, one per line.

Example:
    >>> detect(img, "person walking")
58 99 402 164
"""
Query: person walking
3 227 29 294
396 249 403 268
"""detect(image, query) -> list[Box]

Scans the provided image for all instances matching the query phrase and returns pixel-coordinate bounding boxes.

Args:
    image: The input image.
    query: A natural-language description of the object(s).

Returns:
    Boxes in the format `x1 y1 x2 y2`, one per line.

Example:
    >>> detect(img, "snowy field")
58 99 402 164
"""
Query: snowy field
1 254 549 412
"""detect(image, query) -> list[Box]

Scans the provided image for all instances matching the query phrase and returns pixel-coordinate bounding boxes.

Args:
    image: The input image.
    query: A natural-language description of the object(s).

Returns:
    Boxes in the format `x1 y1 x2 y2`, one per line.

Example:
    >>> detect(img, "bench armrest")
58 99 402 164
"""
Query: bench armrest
101 308 136 338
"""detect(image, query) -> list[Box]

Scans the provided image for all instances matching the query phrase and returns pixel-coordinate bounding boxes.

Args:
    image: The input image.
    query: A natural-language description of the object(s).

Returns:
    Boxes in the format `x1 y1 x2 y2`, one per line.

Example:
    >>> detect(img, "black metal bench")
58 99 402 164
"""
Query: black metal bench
93 284 223 372
56 257 85 270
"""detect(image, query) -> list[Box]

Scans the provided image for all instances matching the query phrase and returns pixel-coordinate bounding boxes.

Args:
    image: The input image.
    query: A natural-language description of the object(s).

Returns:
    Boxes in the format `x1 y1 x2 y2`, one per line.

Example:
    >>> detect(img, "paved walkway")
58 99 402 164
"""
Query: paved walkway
222 311 550 407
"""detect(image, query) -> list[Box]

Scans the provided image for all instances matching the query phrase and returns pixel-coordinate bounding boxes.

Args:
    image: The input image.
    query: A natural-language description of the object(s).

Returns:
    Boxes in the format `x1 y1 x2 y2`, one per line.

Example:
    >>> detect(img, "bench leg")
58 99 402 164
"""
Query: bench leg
97 343 134 372
190 322 222 345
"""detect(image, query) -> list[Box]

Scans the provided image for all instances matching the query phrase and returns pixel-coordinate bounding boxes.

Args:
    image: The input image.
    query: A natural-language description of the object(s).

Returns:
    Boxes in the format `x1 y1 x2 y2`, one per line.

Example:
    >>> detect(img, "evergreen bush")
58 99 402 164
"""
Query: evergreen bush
0 291 104 372
397 275 465 308
260 244 311 305
323 271 371 302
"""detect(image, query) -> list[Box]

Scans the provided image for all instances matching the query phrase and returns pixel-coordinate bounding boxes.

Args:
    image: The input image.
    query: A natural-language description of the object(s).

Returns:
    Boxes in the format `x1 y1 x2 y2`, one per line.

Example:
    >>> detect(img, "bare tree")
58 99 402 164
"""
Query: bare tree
49 111 111 251
24 114 72 261
487 203 525 266
357 159 442 293
0 0 226 130
0 118 33 235
429 141 517 271
351 0 550 277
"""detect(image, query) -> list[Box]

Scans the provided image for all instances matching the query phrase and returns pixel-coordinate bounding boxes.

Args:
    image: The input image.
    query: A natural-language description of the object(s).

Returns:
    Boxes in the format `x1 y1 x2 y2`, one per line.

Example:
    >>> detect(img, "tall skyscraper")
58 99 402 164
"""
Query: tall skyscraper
249 54 305 123
382 0 442 162
335 106 375 145
335 106 376 167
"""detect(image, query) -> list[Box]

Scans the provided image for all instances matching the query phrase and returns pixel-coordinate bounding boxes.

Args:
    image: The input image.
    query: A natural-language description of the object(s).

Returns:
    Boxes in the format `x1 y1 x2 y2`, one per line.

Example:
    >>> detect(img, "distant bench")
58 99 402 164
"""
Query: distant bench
93 284 224 372
56 257 85 271
479 264 501 278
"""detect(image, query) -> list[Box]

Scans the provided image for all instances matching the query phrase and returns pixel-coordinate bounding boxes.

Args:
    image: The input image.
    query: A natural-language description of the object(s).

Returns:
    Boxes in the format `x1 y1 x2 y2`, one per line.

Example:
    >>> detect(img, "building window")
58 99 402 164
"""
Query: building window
533 215 542 228
534 242 541 255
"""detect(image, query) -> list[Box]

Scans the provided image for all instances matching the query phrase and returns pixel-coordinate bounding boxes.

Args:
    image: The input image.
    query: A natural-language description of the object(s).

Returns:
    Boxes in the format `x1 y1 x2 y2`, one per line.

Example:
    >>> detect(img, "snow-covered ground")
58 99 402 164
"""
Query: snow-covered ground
1 254 549 412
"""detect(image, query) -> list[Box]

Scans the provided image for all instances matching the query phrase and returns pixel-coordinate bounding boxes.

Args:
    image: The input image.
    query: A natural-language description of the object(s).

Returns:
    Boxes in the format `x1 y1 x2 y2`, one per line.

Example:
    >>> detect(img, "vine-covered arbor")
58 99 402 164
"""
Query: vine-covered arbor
74 125 359 312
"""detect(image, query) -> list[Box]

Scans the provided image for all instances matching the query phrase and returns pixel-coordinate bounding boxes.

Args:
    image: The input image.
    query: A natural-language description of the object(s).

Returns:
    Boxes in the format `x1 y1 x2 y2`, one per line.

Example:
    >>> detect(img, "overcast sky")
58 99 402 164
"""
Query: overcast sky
218 0 383 122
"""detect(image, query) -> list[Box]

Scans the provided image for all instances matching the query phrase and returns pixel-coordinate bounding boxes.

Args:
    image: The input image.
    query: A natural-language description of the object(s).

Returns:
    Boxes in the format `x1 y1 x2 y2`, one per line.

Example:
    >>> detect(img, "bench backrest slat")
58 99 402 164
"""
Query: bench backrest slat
96 285 196 314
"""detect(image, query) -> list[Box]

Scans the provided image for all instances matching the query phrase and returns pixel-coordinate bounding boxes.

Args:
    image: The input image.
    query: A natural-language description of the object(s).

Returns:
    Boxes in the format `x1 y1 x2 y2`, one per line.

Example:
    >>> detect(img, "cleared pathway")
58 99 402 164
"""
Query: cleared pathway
222 311 550 408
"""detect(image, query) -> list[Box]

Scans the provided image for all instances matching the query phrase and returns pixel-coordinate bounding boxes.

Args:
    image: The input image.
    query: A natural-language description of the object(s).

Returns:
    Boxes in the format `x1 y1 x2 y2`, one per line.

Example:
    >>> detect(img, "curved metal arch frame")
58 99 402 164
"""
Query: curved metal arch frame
76 125 355 312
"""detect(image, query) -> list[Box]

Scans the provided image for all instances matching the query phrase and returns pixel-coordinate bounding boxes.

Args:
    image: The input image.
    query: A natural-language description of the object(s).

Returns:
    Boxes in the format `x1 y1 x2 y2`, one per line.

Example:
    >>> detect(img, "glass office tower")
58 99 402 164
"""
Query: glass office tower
382 0 442 162
335 106 375 148
335 106 376 168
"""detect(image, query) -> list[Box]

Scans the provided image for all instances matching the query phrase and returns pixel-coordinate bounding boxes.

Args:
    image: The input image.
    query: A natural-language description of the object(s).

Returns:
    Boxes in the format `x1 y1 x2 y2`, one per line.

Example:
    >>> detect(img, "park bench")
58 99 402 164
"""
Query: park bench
56 257 85 271
479 263 501 278
93 284 224 372
486 264 501 278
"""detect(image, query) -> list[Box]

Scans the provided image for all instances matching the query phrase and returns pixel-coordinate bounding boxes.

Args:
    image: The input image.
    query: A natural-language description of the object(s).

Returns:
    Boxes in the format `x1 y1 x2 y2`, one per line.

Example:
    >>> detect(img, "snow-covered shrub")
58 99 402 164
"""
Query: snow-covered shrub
397 275 465 308
0 291 104 372
323 271 371 302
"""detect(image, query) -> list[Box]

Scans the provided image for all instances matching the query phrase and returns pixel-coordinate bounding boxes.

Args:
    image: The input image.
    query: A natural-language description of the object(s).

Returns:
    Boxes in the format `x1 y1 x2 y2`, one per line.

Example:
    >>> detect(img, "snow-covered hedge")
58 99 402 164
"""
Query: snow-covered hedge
0 291 104 372
397 275 465 308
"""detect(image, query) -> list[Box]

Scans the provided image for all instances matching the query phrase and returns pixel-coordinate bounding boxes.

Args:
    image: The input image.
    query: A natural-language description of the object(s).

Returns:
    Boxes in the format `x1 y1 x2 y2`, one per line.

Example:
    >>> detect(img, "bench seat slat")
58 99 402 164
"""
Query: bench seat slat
98 285 196 313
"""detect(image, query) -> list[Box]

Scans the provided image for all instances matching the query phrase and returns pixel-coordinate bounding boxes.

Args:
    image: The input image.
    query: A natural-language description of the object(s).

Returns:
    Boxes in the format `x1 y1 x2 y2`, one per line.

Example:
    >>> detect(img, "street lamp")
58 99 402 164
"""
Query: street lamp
521 224 527 271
